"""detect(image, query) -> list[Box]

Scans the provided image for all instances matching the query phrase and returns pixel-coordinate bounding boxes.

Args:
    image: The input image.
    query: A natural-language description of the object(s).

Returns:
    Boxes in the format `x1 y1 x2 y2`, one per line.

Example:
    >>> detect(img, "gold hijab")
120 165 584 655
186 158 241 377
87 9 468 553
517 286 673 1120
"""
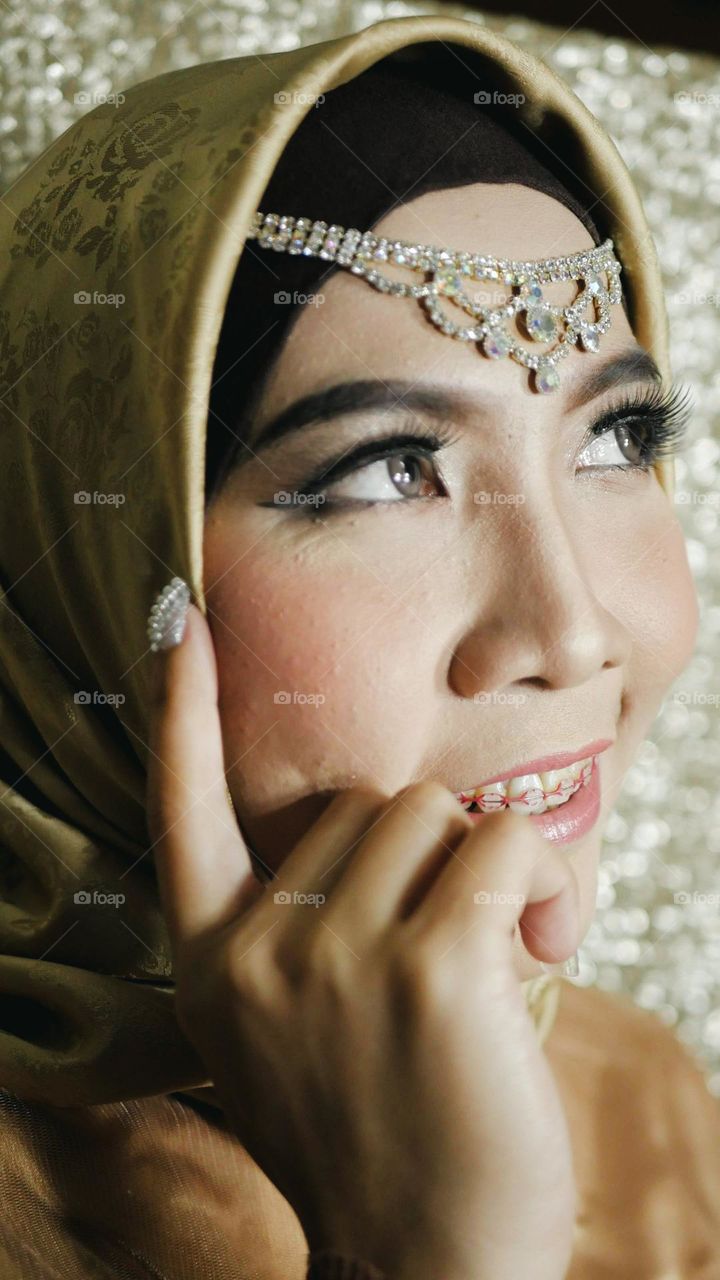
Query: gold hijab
0 13 674 1108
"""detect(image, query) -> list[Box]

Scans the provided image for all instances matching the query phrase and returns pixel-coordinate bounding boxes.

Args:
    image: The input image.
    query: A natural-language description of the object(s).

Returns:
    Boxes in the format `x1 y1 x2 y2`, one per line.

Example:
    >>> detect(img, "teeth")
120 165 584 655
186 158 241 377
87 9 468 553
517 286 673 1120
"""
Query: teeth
457 755 596 816
472 781 505 812
506 774 546 813
537 769 575 808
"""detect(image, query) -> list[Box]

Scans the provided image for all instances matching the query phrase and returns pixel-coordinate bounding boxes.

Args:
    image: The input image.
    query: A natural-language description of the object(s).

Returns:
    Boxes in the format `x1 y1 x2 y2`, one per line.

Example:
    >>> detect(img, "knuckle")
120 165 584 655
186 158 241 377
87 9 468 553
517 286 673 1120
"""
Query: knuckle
174 934 265 1029
388 937 454 1014
276 926 350 997
395 779 464 822
343 783 390 806
173 973 209 1039
328 784 391 822
298 927 340 982
301 787 390 851
221 935 270 999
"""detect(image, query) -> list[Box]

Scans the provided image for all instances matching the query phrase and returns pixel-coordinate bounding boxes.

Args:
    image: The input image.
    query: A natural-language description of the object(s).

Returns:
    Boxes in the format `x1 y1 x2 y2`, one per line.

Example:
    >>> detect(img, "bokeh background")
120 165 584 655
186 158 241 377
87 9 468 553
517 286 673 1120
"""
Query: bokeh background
2 0 720 1089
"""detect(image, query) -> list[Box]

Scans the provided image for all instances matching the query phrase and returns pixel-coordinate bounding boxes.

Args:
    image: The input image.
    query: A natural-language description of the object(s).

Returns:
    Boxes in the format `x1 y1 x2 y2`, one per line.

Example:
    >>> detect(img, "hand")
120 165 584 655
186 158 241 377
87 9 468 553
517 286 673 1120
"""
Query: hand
147 604 579 1280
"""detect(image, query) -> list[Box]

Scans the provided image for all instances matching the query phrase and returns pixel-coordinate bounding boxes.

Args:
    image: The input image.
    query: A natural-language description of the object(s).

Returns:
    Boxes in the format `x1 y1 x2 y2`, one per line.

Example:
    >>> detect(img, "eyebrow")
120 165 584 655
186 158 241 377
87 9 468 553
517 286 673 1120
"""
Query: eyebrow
246 346 663 455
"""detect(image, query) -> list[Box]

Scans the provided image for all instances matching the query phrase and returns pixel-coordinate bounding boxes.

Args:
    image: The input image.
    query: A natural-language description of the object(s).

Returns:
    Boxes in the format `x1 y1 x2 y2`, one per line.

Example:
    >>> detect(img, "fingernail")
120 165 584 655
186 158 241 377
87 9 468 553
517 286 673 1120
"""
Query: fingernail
540 950 579 979
147 577 191 652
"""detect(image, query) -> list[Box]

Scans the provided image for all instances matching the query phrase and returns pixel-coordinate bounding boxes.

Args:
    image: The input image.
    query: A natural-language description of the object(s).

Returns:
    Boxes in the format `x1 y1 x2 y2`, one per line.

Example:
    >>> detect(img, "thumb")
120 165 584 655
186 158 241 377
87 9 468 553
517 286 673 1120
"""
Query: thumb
518 853 581 967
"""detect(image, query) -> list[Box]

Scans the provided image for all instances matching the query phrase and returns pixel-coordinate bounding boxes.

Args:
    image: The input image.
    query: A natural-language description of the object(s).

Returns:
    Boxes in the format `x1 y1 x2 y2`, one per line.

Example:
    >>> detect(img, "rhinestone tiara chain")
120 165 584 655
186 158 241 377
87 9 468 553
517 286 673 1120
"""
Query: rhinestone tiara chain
247 210 623 393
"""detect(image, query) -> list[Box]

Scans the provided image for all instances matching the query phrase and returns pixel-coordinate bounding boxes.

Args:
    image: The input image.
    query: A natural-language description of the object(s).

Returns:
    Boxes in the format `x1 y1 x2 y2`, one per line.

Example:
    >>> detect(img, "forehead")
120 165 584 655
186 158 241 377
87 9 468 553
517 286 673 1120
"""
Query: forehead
255 183 637 424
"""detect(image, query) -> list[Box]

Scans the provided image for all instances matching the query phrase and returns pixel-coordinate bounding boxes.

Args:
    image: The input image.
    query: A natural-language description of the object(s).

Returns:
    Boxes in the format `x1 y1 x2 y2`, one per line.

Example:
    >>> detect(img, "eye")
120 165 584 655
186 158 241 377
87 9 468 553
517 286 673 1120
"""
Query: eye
575 383 692 474
577 420 648 470
279 384 690 518
320 450 446 504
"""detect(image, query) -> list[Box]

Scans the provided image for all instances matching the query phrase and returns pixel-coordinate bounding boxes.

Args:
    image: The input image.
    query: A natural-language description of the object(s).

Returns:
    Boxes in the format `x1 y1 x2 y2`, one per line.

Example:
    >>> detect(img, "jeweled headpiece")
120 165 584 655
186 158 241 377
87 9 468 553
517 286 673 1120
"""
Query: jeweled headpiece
247 210 623 394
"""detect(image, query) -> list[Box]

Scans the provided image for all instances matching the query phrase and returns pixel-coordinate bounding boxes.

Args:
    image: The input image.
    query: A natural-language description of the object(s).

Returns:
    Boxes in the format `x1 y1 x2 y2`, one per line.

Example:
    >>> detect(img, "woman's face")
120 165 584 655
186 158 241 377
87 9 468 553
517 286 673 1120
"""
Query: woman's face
203 183 698 980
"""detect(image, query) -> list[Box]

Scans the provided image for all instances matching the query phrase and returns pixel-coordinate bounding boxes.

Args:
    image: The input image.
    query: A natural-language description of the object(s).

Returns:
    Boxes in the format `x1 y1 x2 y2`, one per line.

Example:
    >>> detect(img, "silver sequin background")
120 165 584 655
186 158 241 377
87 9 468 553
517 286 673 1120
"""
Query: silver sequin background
2 2 720 1089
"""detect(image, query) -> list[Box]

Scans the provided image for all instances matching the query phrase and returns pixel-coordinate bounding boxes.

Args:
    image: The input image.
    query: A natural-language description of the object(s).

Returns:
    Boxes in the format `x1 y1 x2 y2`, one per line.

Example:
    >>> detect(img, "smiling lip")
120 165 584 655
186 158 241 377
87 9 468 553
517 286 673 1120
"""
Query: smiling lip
458 738 614 794
465 756 604 845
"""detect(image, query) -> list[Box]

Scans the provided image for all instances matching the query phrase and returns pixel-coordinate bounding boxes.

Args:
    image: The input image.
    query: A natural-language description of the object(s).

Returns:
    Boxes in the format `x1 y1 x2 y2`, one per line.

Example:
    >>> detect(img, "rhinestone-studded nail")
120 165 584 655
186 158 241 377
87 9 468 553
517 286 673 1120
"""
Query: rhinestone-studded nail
147 576 191 652
540 951 580 978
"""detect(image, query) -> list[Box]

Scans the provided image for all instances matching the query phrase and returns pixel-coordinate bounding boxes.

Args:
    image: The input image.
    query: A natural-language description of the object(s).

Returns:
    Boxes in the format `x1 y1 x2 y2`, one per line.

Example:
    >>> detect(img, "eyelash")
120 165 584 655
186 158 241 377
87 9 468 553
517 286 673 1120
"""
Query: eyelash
292 381 693 515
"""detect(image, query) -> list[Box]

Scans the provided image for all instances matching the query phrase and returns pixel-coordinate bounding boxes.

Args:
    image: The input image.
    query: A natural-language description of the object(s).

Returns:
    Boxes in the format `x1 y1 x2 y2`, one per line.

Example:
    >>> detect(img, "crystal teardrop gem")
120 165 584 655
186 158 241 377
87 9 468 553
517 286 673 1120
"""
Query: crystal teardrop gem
525 306 558 342
535 364 561 393
483 329 512 359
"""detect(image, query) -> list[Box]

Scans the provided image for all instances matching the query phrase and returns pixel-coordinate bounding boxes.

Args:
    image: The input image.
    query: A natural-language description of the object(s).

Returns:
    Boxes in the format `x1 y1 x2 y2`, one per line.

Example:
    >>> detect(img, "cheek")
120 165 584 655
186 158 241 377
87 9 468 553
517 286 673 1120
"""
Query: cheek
600 504 698 692
205 545 437 804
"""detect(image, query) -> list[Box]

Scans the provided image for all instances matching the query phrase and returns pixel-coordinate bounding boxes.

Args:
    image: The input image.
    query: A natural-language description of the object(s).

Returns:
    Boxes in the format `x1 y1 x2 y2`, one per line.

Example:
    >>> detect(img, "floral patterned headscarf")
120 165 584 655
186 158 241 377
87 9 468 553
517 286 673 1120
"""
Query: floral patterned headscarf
0 14 673 1107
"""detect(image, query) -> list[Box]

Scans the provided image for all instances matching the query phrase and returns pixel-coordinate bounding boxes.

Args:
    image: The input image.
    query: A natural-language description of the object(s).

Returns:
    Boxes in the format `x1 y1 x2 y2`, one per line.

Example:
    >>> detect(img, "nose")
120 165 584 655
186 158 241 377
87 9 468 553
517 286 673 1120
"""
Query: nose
448 502 631 697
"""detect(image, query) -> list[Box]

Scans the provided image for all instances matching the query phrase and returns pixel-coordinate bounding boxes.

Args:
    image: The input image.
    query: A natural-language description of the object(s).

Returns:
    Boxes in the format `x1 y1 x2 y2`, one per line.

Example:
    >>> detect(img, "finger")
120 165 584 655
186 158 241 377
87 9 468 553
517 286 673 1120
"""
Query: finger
517 868 580 965
409 809 580 964
310 782 474 937
231 787 396 946
146 602 261 948
260 786 391 904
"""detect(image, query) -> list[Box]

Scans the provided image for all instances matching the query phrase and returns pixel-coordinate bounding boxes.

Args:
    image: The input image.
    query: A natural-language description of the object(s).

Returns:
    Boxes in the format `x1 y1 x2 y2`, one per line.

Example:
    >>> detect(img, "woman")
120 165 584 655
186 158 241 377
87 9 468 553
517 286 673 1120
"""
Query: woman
0 12 719 1278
